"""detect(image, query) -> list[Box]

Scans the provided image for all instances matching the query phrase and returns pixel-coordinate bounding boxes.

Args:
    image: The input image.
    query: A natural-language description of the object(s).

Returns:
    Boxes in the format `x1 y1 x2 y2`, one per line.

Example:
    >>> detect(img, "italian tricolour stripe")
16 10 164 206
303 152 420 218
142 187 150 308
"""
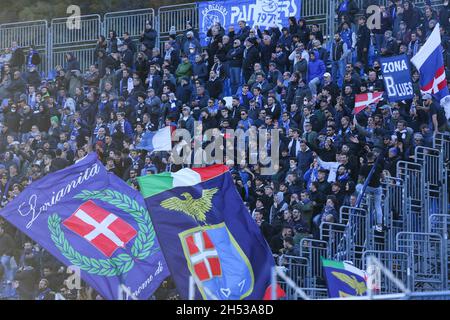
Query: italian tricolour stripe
139 165 229 198
322 259 366 278
322 258 368 298
411 23 450 119
353 92 384 115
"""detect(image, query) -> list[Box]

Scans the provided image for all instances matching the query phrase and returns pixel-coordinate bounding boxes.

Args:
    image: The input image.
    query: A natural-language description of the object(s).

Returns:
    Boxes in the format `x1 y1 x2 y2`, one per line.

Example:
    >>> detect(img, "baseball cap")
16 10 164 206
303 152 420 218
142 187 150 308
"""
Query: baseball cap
414 133 424 140
422 93 432 100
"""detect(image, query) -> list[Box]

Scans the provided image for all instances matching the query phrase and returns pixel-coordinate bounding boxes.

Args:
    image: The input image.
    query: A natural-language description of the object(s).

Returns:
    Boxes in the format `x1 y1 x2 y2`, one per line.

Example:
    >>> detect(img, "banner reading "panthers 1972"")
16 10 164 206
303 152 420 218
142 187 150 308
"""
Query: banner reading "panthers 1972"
0 153 169 300
380 54 414 102
198 0 301 43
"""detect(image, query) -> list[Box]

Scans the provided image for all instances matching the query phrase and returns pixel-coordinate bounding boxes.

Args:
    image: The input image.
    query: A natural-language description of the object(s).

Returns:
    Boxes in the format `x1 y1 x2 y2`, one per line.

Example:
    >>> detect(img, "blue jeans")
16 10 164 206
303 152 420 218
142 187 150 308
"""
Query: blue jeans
230 67 242 95
308 77 322 96
1 255 14 282
365 186 383 225
331 60 346 88
374 34 384 56
223 78 231 97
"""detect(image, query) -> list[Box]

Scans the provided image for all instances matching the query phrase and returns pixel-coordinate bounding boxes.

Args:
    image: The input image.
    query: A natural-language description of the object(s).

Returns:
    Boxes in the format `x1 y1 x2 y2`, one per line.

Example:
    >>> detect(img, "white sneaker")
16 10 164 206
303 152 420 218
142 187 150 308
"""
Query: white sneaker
375 225 383 232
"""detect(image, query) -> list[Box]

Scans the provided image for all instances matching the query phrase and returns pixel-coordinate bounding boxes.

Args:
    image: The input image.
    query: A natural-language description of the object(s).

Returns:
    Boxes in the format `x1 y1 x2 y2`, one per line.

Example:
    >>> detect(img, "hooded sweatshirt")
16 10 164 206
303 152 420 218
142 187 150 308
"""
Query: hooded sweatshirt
307 51 326 82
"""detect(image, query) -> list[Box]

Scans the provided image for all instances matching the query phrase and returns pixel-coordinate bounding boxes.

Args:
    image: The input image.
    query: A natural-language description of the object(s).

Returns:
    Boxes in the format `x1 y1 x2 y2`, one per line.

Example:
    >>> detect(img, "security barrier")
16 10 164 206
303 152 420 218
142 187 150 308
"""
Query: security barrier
50 15 101 47
0 20 48 73
302 0 333 38
0 9 157 75
382 177 405 252
278 255 310 299
156 3 198 51
337 206 368 269
0 1 443 76
104 9 155 41
434 132 450 164
320 222 346 261
299 238 327 294
397 161 426 233
52 47 97 74
428 214 450 289
396 232 445 291
362 250 410 294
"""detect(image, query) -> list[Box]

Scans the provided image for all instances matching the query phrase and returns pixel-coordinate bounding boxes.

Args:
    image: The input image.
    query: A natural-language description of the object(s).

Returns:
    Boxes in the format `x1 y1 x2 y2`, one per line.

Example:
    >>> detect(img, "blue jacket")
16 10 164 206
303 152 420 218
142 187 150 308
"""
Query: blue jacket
117 120 134 138
307 51 326 82
297 148 314 174
303 166 319 190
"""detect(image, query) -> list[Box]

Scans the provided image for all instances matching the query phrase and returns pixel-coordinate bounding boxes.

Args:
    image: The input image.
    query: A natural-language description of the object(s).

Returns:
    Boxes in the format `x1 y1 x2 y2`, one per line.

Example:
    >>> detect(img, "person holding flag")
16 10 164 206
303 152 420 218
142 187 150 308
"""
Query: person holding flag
411 23 450 121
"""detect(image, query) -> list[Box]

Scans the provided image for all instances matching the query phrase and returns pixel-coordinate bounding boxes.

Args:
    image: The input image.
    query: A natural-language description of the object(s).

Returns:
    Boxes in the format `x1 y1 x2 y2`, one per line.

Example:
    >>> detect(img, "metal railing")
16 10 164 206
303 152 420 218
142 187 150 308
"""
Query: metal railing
299 238 327 293
277 255 310 300
0 20 49 73
381 177 405 252
320 222 346 261
428 214 450 289
0 9 157 75
362 250 410 294
52 46 97 75
50 15 101 47
396 232 445 291
156 3 198 51
434 132 450 164
104 8 155 41
397 161 426 233
337 206 369 269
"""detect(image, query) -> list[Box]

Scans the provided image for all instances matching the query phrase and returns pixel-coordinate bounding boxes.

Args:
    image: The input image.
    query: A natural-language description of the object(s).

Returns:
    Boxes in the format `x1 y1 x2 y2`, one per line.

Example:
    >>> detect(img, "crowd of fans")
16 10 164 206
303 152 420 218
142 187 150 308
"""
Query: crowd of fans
0 0 449 299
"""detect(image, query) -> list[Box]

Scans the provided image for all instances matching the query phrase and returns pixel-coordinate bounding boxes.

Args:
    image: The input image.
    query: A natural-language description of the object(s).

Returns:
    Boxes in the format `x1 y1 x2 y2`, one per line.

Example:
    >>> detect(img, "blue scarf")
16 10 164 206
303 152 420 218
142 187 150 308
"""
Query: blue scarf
339 0 349 12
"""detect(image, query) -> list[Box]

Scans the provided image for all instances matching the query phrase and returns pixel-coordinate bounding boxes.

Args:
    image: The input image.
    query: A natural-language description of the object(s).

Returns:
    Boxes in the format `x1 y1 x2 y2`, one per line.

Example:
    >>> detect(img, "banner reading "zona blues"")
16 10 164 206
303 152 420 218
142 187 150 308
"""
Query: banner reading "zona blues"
198 0 301 43
380 54 414 102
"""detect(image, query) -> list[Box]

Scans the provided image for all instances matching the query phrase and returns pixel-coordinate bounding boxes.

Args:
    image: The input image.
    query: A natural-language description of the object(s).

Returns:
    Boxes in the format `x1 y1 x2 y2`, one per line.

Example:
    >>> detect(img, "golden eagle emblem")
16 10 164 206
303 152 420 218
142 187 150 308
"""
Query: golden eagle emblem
160 188 218 223
331 271 367 296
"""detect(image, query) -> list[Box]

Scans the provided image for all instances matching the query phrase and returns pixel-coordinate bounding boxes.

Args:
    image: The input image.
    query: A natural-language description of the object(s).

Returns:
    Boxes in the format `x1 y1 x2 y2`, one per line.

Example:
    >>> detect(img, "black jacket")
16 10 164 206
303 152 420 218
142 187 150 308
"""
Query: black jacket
0 232 15 256
227 46 244 68
242 45 260 72
206 78 223 100
141 28 158 50
357 24 371 50
50 157 70 173
10 47 25 69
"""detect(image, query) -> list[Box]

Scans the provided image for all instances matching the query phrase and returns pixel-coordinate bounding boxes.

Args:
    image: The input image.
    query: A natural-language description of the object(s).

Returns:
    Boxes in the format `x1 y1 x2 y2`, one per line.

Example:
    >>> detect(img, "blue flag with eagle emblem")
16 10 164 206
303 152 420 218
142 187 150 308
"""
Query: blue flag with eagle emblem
137 165 282 300
0 153 169 300
322 258 368 298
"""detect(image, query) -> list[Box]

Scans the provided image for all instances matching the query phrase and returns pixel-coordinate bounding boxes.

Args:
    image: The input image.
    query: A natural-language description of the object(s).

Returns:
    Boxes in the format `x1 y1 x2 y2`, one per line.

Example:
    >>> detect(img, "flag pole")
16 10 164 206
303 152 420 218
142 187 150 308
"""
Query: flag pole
271 267 277 300
188 276 195 300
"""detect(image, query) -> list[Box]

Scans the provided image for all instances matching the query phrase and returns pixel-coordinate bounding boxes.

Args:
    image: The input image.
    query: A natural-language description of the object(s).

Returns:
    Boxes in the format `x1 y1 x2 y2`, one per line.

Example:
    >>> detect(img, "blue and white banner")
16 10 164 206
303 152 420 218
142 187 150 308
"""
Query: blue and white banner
380 54 414 102
136 126 172 153
198 0 301 43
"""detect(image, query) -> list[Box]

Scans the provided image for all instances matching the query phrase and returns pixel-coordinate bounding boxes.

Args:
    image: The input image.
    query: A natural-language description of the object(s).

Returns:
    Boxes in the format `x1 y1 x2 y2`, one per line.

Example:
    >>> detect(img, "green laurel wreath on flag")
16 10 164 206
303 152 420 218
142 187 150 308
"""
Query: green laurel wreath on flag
47 189 157 276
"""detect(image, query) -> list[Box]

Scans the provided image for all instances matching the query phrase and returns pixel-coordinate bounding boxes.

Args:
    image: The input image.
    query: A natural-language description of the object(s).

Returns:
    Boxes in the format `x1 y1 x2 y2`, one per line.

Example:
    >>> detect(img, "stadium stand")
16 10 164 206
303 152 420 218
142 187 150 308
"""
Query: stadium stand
0 0 449 299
